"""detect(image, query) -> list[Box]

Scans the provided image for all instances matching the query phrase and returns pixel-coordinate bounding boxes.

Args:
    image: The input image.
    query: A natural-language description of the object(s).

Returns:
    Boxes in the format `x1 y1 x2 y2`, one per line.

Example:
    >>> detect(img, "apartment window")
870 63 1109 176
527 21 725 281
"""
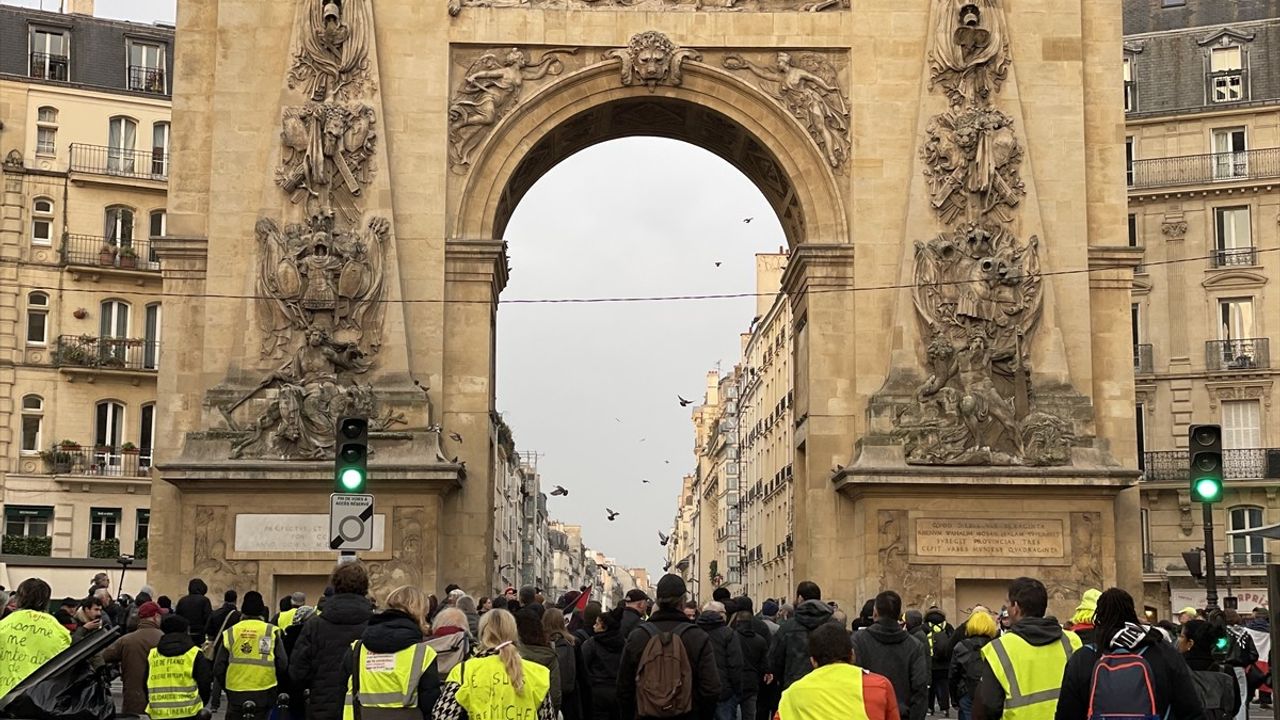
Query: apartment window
140 403 155 469
107 117 137 174
5 505 52 538
1210 47 1244 103
94 401 125 450
1123 57 1134 112
1212 127 1248 179
29 29 69 81
144 303 161 369
104 205 135 246
1230 506 1265 564
26 292 48 345
151 122 169 176
1219 298 1254 340
35 106 58 155
136 509 150 543
100 300 130 339
1135 403 1146 469
1223 400 1262 450
21 395 44 453
1213 207 1253 266
1125 137 1134 187
31 197 54 245
90 507 121 542
128 42 167 94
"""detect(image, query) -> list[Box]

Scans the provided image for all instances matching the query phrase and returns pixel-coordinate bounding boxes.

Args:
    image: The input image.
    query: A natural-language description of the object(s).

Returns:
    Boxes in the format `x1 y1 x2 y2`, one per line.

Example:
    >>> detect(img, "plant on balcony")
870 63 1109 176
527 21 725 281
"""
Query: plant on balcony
55 342 91 367
98 243 116 266
119 246 138 269
121 442 138 453
134 538 148 560
59 439 81 450
39 447 74 474
2 534 53 557
89 537 120 559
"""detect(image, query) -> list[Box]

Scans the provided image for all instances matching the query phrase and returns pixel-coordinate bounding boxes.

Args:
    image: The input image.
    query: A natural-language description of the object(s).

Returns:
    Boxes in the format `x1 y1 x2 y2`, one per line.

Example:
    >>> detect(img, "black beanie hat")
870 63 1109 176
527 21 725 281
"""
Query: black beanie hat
241 591 267 617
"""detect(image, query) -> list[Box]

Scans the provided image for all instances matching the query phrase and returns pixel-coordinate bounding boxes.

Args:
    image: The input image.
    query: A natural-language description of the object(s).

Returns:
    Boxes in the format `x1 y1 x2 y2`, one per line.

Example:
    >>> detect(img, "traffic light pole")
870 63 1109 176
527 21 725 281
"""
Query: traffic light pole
1203 502 1219 610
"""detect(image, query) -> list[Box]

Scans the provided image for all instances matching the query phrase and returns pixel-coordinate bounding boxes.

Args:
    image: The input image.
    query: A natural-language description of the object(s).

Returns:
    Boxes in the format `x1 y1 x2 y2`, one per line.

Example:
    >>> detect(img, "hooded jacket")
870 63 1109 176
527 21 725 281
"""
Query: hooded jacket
342 609 441 719
1054 622 1204 720
519 641 564 710
617 606 722 720
851 619 929 720
289 592 373 720
176 584 213 644
696 611 744 701
103 614 165 714
923 610 954 671
425 629 470 675
768 599 835 689
972 617 1073 720
154 629 214 706
733 616 770 698
583 624 626 695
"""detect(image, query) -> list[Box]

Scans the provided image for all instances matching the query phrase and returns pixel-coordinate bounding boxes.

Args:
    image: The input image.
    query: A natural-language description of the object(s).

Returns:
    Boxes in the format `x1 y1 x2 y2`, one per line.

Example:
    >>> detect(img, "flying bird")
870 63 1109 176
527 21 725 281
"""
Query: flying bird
449 432 463 443
659 531 670 546
641 478 651 484
606 508 620 521
664 460 671 464
714 261 723 267
678 396 693 407
743 217 753 224
550 485 568 497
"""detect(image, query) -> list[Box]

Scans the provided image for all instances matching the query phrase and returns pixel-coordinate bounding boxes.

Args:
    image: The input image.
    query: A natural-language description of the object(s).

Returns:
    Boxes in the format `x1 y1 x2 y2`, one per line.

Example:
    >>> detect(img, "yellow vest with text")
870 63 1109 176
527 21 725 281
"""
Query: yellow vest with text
777 663 872 720
146 646 204 719
980 630 1081 720
223 619 281 692
342 640 439 720
447 654 550 720
0 609 72 696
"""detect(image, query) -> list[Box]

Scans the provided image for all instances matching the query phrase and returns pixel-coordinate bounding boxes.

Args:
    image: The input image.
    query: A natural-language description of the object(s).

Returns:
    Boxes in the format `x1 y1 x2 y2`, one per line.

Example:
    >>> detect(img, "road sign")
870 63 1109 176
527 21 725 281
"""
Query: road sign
329 493 374 551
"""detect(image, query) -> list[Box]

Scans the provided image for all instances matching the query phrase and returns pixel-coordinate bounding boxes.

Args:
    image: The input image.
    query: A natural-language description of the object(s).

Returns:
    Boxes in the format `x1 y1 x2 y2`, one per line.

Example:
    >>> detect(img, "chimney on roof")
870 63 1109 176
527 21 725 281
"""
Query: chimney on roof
65 0 95 16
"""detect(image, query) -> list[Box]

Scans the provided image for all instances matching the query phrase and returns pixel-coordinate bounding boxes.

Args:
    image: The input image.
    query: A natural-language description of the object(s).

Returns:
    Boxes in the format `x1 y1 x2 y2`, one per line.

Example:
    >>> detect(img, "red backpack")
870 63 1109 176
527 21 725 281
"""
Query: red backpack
1087 647 1161 720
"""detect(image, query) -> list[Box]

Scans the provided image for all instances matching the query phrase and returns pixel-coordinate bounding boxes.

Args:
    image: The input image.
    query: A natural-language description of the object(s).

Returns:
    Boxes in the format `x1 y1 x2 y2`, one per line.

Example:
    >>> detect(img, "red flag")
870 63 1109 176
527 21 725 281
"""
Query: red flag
574 587 592 612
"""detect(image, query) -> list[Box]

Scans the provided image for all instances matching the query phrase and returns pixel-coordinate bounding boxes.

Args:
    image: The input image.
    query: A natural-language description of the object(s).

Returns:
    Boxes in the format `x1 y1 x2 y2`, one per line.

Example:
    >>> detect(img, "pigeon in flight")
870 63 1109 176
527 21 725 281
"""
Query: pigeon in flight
743 217 753 224
714 261 723 267
642 478 651 484
606 508 620 521
678 396 693 407
550 485 568 497
449 432 463 443
659 531 670 546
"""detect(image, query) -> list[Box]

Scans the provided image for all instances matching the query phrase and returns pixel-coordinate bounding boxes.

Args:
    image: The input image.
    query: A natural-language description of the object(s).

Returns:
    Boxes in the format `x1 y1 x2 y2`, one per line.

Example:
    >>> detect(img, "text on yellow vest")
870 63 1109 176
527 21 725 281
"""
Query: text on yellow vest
147 646 204 719
778 663 873 720
0 609 73 697
223 619 280 692
980 630 1081 720
342 640 439 720
446 654 551 720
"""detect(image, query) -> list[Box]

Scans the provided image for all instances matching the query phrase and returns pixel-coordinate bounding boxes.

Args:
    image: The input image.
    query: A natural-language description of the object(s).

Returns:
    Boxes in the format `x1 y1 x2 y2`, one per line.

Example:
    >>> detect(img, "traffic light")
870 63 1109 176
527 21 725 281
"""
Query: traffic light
1188 424 1223 504
334 416 368 493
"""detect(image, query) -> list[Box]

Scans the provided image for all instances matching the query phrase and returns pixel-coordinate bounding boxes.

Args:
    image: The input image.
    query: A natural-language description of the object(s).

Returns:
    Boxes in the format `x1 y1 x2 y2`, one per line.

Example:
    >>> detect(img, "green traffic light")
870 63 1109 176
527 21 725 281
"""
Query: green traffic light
339 467 365 491
1194 477 1222 502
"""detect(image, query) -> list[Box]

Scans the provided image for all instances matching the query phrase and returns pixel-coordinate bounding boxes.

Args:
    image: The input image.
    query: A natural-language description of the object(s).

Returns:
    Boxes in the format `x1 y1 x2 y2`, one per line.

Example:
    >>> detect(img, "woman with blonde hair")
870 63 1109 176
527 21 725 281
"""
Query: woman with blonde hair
341 585 440 720
948 609 999 720
432 609 556 720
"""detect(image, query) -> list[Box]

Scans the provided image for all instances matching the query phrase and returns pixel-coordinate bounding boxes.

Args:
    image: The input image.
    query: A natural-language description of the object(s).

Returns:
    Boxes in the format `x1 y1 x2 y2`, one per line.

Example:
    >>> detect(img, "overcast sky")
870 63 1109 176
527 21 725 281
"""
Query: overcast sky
5 0 785 580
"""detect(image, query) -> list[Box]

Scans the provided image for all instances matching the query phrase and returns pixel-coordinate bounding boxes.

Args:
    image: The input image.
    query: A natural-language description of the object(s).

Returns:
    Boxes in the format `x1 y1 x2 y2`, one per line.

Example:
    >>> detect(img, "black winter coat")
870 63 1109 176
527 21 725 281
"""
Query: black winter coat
1054 624 1205 720
767 599 835 689
851 620 929 720
175 594 213 644
948 635 992 702
342 609 441 720
733 619 769 698
583 628 625 720
923 611 954 671
289 593 373 720
205 602 239 642
696 612 744 701
617 608 722 720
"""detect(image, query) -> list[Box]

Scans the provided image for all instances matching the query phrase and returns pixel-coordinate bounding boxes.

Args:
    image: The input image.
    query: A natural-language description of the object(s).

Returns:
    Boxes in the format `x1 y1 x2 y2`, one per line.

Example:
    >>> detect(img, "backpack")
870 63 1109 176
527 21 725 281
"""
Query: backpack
927 623 948 661
1190 669 1235 720
1086 647 1160 720
1224 627 1259 668
635 622 694 718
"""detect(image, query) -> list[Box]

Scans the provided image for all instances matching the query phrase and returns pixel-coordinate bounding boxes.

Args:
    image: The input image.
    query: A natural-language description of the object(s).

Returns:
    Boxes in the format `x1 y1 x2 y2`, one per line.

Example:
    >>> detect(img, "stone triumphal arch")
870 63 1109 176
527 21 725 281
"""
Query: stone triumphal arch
151 0 1142 614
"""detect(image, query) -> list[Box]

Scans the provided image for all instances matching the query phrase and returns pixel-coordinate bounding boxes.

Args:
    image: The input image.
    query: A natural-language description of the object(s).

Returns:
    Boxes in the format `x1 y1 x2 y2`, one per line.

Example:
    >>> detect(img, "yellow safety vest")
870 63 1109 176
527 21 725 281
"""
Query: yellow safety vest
278 609 298 628
222 619 281 692
0 609 72 696
980 630 1081 720
146 646 204 719
342 641 439 720
447 654 550 720
778 663 872 720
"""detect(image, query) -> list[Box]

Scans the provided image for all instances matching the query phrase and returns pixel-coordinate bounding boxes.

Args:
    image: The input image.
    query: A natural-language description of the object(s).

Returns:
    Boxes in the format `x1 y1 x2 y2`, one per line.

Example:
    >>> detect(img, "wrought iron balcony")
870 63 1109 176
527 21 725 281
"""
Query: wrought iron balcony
127 65 167 94
1212 247 1257 268
1142 448 1280 482
1206 338 1270 371
62 234 160 272
1129 147 1280 190
1225 551 1272 567
38 446 151 478
29 52 69 81
54 335 160 372
69 143 168 181
1133 344 1153 374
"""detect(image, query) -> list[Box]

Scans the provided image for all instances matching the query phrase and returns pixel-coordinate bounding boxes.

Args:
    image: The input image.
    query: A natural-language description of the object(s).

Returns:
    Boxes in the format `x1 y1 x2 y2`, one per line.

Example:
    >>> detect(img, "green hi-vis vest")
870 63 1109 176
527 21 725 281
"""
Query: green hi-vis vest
0 609 72 697
980 630 1082 720
447 654 551 720
343 641 439 720
223 619 281 692
147 646 204 719
277 609 298 628
778 663 873 720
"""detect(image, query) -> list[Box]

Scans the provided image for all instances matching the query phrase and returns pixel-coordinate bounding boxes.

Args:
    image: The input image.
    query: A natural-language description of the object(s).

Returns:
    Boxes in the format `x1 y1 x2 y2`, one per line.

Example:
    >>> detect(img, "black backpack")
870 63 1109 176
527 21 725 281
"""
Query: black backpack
1086 646 1160 720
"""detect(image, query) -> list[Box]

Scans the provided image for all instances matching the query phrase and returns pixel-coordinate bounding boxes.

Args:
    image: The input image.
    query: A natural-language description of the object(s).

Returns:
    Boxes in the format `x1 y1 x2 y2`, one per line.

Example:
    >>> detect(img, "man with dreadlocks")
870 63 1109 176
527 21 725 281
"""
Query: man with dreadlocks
1053 588 1205 720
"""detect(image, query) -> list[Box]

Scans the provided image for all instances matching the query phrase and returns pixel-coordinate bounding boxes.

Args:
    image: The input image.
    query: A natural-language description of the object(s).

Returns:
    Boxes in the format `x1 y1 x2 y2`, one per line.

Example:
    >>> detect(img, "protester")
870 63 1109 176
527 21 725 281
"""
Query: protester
948 610 997 720
433 609 556 720
176 578 213 647
1180 619 1239 720
972 577 1081 720
205 589 240 647
457 594 480 637
104 600 166 714
851 600 876 632
776 623 899 720
758 599 780 635
273 592 305 628
577 600 603 644
769 581 836 690
147 614 213 720
622 589 649 638
583 606 626 720
696 601 744 720
0 578 72 696
213 590 288 720
1221 609 1259 720
52 597 78 631
341 585 441 720
1179 606 1201 624
924 607 954 717
427 607 471 674
290 562 374 720
546 607 585 720
850 590 929 720
516 606 563 710
1054 588 1203 720
1065 589 1100 646
684 601 699 620
905 610 926 647
617 573 721 720
731 608 769 720
72 594 106 645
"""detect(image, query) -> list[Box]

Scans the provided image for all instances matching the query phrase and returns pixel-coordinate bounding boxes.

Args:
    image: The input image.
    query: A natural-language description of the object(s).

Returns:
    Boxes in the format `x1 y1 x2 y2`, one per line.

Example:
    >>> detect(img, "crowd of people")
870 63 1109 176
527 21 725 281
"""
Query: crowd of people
0 570 1274 720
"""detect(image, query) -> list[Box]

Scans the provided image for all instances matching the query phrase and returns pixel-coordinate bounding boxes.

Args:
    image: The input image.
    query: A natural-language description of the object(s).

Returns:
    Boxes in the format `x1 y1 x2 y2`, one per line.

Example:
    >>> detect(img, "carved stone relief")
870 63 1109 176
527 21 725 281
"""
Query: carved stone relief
722 52 850 171
921 107 1024 224
604 32 701 91
1042 512 1104 602
447 47 578 167
365 506 427 598
877 510 941 609
1161 220 1188 239
928 0 1010 108
192 506 260 593
447 0 845 16
278 102 377 223
289 0 374 101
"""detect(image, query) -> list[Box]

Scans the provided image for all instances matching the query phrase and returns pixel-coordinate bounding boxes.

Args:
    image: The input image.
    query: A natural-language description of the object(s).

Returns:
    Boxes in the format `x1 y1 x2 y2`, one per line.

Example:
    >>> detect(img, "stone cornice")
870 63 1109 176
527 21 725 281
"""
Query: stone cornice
445 238 510 297
152 234 209 273
778 243 854 297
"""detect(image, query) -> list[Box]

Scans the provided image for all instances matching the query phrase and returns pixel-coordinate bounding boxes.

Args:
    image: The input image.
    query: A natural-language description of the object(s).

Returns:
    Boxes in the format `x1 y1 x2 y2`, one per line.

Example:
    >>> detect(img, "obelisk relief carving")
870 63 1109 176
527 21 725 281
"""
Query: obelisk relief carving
890 0 1073 467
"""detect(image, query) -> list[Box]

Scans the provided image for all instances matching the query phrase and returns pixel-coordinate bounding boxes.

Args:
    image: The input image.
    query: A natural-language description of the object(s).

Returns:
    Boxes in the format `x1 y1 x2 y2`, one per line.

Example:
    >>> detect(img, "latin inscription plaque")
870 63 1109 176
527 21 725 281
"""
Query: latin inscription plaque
915 518 1064 558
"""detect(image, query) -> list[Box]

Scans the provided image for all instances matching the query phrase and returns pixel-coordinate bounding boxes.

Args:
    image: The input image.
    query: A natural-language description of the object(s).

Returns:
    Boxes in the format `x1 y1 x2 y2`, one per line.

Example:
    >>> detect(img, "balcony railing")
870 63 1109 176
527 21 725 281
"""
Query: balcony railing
1142 448 1280 482
1133 344 1153 374
127 65 166 94
1212 247 1257 268
54 335 160 372
39 446 151 478
1206 338 1270 371
1226 551 1272 567
62 234 160 271
29 52 68 81
69 143 168 181
1130 147 1280 190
